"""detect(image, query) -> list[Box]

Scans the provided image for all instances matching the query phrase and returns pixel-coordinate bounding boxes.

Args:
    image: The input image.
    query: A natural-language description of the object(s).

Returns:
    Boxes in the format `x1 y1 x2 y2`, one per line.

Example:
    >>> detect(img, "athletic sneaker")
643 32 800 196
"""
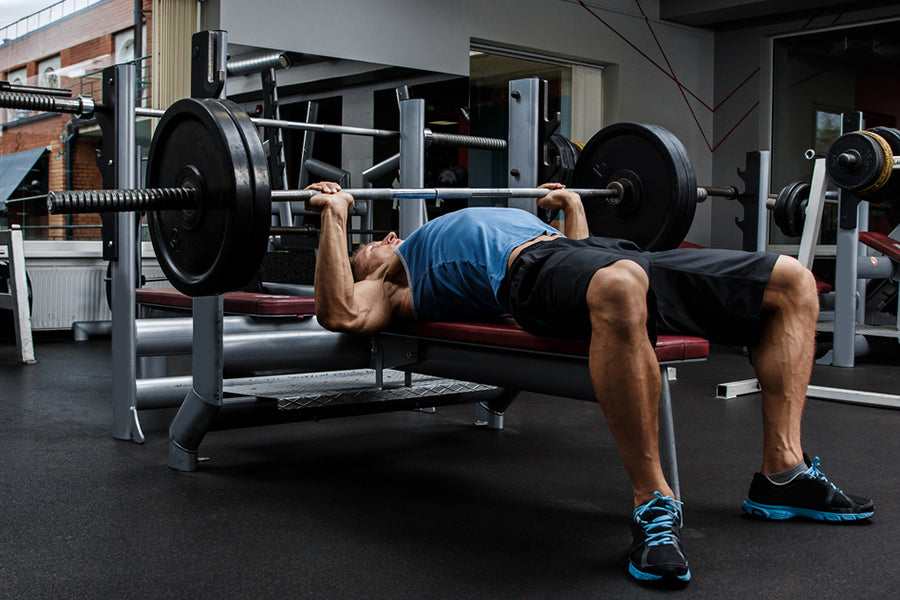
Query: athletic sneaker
742 454 875 521
627 491 691 585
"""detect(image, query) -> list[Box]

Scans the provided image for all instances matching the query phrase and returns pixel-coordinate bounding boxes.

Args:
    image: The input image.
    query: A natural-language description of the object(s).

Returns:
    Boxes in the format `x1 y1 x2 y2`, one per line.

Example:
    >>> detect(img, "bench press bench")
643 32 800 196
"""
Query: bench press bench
134 288 708 497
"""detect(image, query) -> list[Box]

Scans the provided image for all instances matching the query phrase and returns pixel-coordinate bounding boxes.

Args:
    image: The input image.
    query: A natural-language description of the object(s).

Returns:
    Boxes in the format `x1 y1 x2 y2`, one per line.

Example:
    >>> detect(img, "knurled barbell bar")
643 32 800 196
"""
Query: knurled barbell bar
0 80 75 97
0 86 506 151
43 97 738 297
0 89 95 116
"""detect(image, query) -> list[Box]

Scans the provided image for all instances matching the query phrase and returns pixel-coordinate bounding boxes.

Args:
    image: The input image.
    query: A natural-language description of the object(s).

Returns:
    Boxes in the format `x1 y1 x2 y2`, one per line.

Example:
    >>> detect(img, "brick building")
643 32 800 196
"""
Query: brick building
0 0 153 240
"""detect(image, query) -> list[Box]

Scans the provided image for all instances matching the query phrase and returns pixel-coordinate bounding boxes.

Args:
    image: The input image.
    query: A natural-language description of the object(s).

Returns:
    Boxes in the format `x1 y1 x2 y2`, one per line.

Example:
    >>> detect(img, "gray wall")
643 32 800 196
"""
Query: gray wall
207 0 718 244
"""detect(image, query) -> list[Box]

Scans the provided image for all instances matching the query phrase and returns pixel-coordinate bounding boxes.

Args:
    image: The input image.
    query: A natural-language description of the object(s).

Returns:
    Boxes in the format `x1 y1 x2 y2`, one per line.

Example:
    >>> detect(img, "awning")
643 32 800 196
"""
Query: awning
0 147 48 210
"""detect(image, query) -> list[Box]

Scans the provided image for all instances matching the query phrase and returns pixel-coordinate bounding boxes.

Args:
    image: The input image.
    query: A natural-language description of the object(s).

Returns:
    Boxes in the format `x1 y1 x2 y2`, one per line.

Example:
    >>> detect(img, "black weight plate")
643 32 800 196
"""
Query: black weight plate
146 98 267 296
539 134 580 223
543 134 578 186
867 127 900 205
826 131 883 192
572 122 697 251
220 98 272 292
773 180 808 238
651 125 698 248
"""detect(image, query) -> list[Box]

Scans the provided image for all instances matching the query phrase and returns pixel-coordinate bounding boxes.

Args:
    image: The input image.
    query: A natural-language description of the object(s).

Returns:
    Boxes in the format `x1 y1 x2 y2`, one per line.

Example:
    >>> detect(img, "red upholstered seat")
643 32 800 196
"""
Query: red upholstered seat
135 289 709 362
135 288 316 316
387 319 709 362
859 231 900 263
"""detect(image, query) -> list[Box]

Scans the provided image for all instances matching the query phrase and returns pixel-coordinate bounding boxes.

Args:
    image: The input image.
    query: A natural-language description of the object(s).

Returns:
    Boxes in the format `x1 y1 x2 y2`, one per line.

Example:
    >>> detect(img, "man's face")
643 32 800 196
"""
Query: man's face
354 232 402 279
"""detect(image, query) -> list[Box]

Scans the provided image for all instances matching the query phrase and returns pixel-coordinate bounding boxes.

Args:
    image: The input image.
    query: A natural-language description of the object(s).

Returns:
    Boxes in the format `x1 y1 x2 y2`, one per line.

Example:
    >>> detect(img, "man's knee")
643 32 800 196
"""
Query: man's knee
766 255 819 316
585 260 650 332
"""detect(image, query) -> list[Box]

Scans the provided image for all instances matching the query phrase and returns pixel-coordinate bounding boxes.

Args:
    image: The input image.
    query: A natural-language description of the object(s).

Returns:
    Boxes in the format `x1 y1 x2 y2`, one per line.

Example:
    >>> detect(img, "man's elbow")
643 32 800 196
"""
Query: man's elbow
316 310 355 334
316 309 380 336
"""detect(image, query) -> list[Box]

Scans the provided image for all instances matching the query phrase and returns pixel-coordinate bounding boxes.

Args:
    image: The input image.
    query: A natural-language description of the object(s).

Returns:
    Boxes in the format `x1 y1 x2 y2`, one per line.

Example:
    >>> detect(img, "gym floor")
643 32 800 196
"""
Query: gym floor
1 333 898 599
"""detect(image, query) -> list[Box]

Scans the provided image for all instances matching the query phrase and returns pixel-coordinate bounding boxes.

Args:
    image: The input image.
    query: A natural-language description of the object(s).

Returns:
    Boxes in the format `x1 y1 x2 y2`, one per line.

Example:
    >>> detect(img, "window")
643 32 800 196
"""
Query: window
467 45 603 193
5 67 28 122
37 56 61 89
115 30 135 64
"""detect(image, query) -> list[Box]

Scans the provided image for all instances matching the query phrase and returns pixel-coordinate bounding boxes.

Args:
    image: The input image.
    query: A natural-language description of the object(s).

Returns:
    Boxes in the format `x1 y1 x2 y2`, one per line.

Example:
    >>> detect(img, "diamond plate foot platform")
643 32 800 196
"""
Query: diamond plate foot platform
222 369 497 411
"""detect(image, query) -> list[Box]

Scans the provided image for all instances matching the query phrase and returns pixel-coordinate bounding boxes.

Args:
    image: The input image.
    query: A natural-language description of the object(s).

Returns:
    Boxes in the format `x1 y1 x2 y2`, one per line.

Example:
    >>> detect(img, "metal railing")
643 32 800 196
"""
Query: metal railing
0 0 103 44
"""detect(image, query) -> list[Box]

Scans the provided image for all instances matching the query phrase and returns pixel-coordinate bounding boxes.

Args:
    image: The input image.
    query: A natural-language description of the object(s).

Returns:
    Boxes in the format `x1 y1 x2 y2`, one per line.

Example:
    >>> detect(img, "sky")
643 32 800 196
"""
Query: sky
0 0 54 28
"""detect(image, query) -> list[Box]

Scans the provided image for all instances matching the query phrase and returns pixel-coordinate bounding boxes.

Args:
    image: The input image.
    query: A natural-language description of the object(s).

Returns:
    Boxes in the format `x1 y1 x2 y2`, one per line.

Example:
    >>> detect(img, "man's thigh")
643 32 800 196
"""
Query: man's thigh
647 248 779 346
507 237 651 341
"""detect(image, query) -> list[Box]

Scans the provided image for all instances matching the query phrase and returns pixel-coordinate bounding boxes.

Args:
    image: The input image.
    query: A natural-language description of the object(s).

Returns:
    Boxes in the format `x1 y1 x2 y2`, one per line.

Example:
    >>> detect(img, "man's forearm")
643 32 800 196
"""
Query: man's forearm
561 196 590 239
314 204 357 324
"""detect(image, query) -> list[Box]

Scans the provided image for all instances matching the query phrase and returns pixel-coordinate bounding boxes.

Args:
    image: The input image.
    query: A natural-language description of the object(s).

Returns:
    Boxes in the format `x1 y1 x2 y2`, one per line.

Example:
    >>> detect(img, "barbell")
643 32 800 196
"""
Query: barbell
44 97 718 295
0 86 506 151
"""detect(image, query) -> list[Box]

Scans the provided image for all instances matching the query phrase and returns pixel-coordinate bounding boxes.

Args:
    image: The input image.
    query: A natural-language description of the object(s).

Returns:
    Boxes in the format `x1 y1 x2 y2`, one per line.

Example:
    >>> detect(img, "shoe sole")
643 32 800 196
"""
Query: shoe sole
742 499 874 521
628 562 691 584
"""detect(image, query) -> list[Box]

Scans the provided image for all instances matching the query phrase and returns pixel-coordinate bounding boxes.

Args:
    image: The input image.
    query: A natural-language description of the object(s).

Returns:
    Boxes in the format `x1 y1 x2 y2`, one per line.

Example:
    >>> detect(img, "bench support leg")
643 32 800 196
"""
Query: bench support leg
658 366 680 501
169 295 224 471
474 388 519 430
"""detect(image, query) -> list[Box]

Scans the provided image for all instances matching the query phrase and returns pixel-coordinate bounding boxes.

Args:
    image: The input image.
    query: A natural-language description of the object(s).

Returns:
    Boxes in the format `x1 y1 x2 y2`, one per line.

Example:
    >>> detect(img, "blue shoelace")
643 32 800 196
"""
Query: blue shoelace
804 456 840 492
633 491 683 547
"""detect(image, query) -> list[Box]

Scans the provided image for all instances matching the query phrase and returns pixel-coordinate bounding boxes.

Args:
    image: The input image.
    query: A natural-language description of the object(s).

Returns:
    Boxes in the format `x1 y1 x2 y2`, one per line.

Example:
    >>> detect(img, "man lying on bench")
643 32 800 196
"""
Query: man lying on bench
305 181 873 587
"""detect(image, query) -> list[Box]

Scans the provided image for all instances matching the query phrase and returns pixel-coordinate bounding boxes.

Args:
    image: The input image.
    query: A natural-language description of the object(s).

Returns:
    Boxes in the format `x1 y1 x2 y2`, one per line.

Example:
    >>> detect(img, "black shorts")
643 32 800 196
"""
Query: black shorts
501 237 779 346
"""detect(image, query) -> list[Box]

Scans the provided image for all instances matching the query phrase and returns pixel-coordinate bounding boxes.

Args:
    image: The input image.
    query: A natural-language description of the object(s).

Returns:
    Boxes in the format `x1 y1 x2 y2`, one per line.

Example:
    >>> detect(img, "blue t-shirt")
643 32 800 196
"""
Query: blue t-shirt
395 207 561 320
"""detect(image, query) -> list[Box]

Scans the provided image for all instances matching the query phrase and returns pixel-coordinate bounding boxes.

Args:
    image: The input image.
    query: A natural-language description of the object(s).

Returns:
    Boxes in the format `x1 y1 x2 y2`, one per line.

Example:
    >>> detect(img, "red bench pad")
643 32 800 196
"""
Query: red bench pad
859 231 900 263
135 288 316 316
387 320 709 362
135 289 708 362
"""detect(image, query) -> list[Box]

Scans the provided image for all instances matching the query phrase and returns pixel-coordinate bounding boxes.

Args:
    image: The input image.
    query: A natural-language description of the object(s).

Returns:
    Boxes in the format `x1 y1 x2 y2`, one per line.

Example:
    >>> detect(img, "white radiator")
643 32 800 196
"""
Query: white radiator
26 262 111 330
24 260 166 331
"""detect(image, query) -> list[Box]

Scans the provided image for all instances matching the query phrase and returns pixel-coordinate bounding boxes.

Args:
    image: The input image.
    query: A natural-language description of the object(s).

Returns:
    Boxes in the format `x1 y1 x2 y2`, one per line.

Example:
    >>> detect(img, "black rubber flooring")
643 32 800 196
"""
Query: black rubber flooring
1 334 898 599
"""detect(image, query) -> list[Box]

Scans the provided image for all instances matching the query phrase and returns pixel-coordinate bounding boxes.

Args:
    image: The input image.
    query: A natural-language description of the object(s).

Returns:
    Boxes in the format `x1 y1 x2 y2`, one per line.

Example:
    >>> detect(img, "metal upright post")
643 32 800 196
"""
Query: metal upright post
508 78 545 213
755 151 771 253
0 226 35 364
398 97 426 238
831 112 864 367
168 30 229 469
105 64 142 442
797 159 829 270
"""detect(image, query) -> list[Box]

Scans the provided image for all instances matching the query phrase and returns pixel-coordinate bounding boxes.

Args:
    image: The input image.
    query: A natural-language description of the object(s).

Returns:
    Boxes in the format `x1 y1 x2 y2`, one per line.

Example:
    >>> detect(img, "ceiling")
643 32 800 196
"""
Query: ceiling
659 1 876 28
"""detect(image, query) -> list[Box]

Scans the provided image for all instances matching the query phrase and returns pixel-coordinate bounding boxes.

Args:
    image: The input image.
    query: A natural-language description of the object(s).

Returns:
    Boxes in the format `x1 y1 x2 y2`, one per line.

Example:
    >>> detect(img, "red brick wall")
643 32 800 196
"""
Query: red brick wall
1 0 153 240
69 137 104 240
